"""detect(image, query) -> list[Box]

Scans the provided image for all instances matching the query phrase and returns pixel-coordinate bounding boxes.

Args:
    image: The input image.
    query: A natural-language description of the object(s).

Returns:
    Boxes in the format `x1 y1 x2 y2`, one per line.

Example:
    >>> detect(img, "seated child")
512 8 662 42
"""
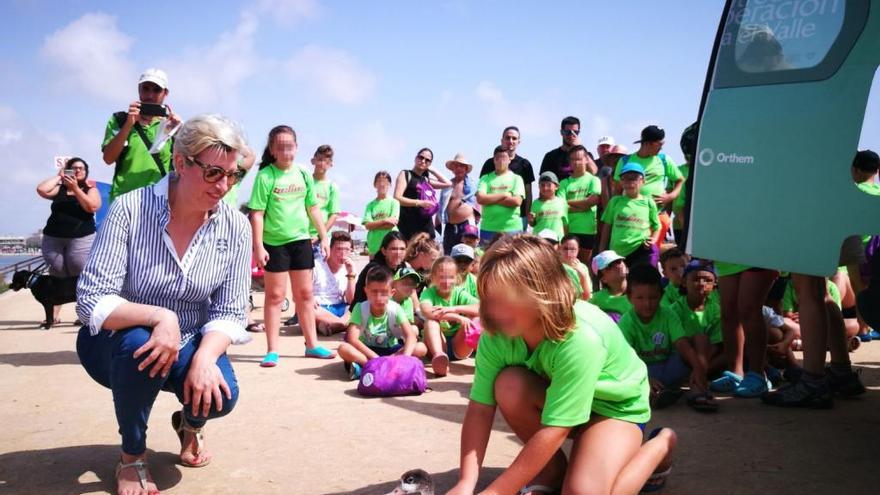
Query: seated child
451 243 479 299
671 261 723 412
460 223 484 258
560 234 593 300
589 250 632 321
392 267 422 328
618 265 689 409
449 235 675 495
599 163 660 268
659 247 689 307
420 256 480 377
338 266 426 380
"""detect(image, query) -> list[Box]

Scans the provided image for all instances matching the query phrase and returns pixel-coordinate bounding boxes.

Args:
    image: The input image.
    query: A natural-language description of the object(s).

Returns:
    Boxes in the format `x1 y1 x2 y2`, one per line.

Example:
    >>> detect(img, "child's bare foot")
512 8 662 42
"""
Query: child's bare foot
642 428 677 491
431 353 449 377
116 455 159 495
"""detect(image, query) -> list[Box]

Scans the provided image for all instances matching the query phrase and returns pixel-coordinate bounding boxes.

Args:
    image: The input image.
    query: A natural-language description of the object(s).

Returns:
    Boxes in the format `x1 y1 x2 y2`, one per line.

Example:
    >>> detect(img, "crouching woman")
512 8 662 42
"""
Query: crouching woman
75 114 252 495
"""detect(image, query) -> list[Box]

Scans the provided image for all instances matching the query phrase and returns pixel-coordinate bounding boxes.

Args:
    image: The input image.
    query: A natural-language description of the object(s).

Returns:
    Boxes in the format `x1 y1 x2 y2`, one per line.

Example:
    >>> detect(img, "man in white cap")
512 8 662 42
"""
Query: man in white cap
441 153 478 254
597 136 616 160
101 68 181 201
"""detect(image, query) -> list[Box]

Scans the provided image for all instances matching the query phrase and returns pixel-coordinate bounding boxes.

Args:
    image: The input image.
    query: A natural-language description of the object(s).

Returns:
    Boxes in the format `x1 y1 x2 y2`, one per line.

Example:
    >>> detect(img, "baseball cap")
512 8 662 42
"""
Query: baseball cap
461 224 479 238
619 163 646 177
682 260 717 279
539 171 559 185
450 243 475 260
537 229 559 243
591 250 625 275
635 125 665 144
139 68 168 89
597 136 616 147
394 267 422 283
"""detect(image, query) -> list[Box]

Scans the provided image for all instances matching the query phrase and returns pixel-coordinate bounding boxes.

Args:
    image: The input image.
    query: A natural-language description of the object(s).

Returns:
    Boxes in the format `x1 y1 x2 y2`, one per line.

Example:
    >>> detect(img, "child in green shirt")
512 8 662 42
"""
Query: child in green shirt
363 171 400 257
659 247 689 307
449 235 675 495
529 171 568 241
392 267 421 325
338 266 425 380
618 265 689 410
600 163 660 268
558 145 602 263
477 146 525 246
589 250 632 321
309 145 340 246
559 234 592 300
451 243 479 299
420 257 480 376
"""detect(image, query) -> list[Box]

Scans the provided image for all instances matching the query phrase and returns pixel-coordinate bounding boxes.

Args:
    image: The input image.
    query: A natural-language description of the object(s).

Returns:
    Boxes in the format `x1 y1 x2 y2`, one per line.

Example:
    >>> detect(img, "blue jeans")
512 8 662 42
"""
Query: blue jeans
76 326 239 455
646 353 691 388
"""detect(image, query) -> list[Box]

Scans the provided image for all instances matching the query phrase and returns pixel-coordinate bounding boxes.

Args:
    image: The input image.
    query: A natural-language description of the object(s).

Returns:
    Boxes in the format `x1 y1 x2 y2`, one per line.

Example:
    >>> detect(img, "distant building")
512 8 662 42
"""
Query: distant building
0 236 27 252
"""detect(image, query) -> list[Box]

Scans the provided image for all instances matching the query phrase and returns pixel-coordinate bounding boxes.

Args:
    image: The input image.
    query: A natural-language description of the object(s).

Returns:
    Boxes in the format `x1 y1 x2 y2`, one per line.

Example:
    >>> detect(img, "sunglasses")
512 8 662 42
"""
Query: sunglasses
188 157 246 185
561 129 580 136
416 155 433 164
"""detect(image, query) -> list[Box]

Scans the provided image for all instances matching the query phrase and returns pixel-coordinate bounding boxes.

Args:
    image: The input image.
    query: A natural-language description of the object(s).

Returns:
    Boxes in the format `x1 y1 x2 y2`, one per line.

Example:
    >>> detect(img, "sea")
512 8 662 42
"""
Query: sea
1 254 40 270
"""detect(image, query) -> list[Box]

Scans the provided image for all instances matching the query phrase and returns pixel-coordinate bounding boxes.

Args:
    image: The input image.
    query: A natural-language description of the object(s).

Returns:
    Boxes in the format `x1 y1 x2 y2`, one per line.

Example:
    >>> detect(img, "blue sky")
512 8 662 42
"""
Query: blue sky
1 0 877 235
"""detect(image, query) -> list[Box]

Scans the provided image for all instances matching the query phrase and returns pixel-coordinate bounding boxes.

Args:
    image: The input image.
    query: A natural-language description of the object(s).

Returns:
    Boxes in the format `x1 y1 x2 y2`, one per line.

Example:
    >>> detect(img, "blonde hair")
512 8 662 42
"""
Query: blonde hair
173 114 248 162
405 232 440 263
430 256 457 277
477 234 576 341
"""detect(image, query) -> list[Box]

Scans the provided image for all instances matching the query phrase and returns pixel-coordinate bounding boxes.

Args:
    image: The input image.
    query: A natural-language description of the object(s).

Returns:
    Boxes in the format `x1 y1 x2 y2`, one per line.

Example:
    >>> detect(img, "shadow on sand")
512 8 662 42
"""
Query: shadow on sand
323 467 506 495
0 350 81 367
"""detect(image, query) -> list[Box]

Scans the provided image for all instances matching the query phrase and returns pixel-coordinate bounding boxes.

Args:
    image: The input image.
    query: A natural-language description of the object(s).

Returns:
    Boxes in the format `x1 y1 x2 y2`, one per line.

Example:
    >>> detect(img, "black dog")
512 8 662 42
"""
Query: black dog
10 270 78 329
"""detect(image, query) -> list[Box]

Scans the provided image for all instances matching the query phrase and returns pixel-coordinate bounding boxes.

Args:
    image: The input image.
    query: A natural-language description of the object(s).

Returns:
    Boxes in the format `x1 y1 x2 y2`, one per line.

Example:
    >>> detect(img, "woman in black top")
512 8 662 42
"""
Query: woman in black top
349 231 407 311
393 147 451 240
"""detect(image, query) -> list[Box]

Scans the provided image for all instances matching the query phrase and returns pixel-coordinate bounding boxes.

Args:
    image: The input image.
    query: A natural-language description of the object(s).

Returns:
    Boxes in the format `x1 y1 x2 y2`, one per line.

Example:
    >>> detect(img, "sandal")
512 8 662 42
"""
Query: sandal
519 485 559 494
641 428 673 493
650 387 683 410
171 410 211 468
431 353 450 377
245 322 265 333
115 459 153 492
709 371 742 393
686 392 720 413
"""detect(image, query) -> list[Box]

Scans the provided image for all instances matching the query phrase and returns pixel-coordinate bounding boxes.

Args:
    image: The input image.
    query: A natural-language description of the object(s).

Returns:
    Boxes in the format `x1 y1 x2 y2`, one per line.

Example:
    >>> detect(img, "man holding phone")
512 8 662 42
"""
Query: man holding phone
101 68 181 201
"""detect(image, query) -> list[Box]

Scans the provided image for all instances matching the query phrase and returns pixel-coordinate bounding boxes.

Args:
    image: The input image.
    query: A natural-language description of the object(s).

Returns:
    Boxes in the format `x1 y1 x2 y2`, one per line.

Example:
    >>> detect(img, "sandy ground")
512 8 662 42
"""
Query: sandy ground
1 276 879 495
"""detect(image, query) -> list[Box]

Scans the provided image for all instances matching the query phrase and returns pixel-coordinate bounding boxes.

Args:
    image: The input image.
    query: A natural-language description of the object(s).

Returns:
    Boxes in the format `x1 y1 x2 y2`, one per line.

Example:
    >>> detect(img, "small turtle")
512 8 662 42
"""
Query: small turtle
385 469 434 495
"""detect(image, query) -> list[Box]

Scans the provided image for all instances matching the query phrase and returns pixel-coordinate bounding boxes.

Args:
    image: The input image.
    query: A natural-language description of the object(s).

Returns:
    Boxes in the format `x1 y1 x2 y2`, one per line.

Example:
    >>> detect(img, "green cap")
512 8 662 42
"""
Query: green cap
394 267 422 283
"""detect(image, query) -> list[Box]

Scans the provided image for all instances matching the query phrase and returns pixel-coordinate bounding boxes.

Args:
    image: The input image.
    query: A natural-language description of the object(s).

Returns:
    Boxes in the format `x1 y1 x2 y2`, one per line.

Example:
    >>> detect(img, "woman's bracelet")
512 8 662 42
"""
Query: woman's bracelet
147 307 165 328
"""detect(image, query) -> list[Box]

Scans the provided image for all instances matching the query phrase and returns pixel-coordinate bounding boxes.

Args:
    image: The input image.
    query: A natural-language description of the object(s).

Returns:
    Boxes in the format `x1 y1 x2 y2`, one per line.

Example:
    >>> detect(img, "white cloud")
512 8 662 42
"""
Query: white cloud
475 81 558 137
591 114 612 140
349 120 406 165
253 0 320 25
287 45 376 104
40 13 135 103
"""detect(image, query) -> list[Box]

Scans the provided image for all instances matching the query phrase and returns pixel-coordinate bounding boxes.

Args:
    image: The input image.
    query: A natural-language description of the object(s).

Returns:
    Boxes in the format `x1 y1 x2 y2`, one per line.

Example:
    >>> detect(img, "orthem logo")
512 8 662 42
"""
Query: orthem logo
698 148 755 166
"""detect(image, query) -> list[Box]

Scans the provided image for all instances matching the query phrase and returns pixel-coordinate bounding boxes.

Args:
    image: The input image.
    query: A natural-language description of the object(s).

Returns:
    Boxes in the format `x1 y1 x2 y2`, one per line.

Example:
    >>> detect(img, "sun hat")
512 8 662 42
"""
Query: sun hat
138 68 168 89
606 144 629 156
445 153 473 174
592 250 625 275
619 163 646 177
394 267 422 283
537 229 559 243
450 243 475 260
538 171 559 185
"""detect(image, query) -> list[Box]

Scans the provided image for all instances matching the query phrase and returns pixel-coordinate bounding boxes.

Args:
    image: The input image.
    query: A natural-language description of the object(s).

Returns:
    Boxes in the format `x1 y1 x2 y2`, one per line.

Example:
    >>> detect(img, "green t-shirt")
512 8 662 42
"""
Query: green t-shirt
248 164 317 246
600 195 660 256
363 197 400 255
350 301 408 348
222 182 242 207
419 285 478 336
673 292 723 344
714 261 750 278
478 171 525 233
457 272 479 300
393 296 415 323
613 154 683 198
661 283 683 308
531 196 568 239
589 288 632 316
563 264 584 299
558 173 602 235
857 181 880 244
672 163 690 227
309 178 340 238
782 279 841 313
102 115 173 201
470 301 650 426
618 305 686 364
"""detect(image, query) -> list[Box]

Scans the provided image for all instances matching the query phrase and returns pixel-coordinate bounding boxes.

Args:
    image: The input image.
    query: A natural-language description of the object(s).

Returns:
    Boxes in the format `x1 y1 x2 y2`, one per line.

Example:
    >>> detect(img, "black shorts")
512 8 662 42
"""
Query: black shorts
571 233 596 250
264 239 315 272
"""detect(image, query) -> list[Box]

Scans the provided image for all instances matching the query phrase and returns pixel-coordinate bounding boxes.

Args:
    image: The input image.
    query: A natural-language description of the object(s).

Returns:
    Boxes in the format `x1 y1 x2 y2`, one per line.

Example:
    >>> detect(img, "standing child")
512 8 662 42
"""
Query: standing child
420 257 480 377
309 145 340 257
559 145 602 264
600 163 660 268
589 250 632 321
451 243 479 299
660 248 689 307
618 265 690 409
338 266 425 380
529 171 568 241
477 146 525 247
249 125 335 366
363 171 400 258
560 234 592 300
448 235 675 495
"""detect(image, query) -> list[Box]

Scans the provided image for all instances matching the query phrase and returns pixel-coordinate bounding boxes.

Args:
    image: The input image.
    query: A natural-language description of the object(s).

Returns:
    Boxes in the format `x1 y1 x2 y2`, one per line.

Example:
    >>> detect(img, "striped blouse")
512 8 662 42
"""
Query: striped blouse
76 176 252 346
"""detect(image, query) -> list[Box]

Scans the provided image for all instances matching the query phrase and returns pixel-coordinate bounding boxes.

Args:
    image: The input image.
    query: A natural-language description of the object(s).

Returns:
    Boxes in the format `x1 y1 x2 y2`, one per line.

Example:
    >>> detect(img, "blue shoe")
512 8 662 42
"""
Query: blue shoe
260 352 279 368
868 329 880 340
305 345 336 359
858 333 873 343
349 362 362 381
735 371 770 398
709 371 742 393
765 366 783 387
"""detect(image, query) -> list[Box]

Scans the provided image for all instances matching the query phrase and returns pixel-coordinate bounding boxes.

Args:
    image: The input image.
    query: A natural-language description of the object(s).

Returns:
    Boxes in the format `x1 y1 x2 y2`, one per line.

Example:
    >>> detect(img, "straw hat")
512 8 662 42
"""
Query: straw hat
445 153 473 173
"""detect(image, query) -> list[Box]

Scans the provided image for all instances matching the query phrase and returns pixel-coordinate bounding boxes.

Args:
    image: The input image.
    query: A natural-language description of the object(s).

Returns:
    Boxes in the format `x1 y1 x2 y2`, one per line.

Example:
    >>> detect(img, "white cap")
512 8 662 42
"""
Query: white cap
591 250 625 275
537 229 559 243
450 243 475 260
597 136 615 147
138 68 168 89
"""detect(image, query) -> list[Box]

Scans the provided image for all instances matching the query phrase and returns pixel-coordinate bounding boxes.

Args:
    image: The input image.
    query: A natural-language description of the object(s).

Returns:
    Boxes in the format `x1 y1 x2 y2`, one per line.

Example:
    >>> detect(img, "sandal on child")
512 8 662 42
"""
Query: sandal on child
686 392 720 413
709 371 742 393
519 485 559 494
115 459 152 492
734 371 770 398
171 410 211 468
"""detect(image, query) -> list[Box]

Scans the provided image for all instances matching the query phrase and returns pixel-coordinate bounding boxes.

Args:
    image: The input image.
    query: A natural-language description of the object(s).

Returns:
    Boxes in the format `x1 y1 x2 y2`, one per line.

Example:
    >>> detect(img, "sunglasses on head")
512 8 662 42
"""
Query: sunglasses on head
561 129 580 136
187 157 246 185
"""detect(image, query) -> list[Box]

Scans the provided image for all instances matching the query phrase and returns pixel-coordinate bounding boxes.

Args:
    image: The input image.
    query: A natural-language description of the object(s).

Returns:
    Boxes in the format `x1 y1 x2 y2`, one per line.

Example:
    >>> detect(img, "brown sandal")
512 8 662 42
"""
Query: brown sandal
171 410 211 468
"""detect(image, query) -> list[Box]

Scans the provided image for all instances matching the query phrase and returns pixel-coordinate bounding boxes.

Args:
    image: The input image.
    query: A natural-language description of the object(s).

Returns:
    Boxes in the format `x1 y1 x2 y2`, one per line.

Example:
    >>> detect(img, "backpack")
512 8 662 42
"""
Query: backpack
357 355 428 397
359 300 403 347
406 170 439 217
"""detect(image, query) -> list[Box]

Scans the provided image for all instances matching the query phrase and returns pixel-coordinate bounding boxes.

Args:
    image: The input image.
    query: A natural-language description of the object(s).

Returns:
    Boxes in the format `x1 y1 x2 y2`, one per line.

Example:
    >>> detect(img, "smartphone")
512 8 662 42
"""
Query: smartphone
139 103 168 117
63 169 75 177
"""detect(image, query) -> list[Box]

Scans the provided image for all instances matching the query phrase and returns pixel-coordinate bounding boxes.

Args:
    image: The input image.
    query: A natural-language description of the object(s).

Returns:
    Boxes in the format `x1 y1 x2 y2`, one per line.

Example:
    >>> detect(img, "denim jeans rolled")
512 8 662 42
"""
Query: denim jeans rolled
77 326 239 455
646 353 691 388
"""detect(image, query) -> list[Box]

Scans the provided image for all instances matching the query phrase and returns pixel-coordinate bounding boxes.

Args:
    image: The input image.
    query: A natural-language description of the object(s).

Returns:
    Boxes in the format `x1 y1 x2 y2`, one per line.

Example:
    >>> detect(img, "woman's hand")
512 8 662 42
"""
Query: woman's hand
254 246 270 269
183 357 232 417
61 173 81 192
133 309 181 378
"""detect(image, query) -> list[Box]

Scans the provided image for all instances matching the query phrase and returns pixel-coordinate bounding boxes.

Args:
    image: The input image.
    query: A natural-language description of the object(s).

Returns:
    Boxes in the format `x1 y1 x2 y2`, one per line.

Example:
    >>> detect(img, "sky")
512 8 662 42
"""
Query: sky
0 0 877 235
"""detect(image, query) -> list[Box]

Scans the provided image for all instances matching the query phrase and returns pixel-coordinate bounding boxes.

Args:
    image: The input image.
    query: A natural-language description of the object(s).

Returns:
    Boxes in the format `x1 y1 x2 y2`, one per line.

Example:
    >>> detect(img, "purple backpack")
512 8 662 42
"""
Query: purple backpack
357 355 427 397
407 171 439 217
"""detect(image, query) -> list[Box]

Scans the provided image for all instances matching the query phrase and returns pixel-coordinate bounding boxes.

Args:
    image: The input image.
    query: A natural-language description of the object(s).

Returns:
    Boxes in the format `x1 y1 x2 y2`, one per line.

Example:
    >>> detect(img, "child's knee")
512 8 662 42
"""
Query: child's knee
494 367 538 407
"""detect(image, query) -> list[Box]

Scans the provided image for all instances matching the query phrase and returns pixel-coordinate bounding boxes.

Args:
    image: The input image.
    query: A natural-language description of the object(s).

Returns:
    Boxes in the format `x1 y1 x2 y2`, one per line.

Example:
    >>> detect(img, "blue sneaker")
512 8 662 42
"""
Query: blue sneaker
858 333 873 343
305 345 336 359
868 329 880 340
260 352 279 368
709 371 742 393
735 371 771 398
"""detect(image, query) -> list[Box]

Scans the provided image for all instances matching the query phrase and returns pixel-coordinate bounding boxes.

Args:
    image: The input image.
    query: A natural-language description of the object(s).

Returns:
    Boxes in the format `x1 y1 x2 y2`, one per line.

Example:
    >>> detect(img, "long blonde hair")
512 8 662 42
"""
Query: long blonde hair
477 234 576 341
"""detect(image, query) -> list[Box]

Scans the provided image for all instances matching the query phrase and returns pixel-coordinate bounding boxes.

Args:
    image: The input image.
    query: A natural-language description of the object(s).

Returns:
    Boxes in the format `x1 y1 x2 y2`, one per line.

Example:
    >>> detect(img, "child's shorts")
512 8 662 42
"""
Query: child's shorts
646 353 691 388
320 303 348 318
264 240 315 272
570 233 597 251
368 343 403 357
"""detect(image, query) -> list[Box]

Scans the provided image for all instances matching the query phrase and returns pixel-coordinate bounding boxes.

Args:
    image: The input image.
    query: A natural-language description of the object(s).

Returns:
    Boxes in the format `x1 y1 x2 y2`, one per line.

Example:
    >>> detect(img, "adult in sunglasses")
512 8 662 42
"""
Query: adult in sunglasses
76 114 252 495
540 115 598 181
394 147 451 240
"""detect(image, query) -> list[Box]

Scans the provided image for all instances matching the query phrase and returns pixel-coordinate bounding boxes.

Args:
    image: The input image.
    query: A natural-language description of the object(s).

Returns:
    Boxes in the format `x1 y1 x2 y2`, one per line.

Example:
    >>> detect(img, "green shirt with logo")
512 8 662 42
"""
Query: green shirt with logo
589 289 632 316
309 178 340 238
673 292 722 344
102 115 173 201
350 301 408 348
600 195 660 256
531 196 568 239
419 285 478 336
618 305 686 364
363 198 400 255
478 171 525 233
558 173 602 235
248 163 317 246
613 154 683 198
